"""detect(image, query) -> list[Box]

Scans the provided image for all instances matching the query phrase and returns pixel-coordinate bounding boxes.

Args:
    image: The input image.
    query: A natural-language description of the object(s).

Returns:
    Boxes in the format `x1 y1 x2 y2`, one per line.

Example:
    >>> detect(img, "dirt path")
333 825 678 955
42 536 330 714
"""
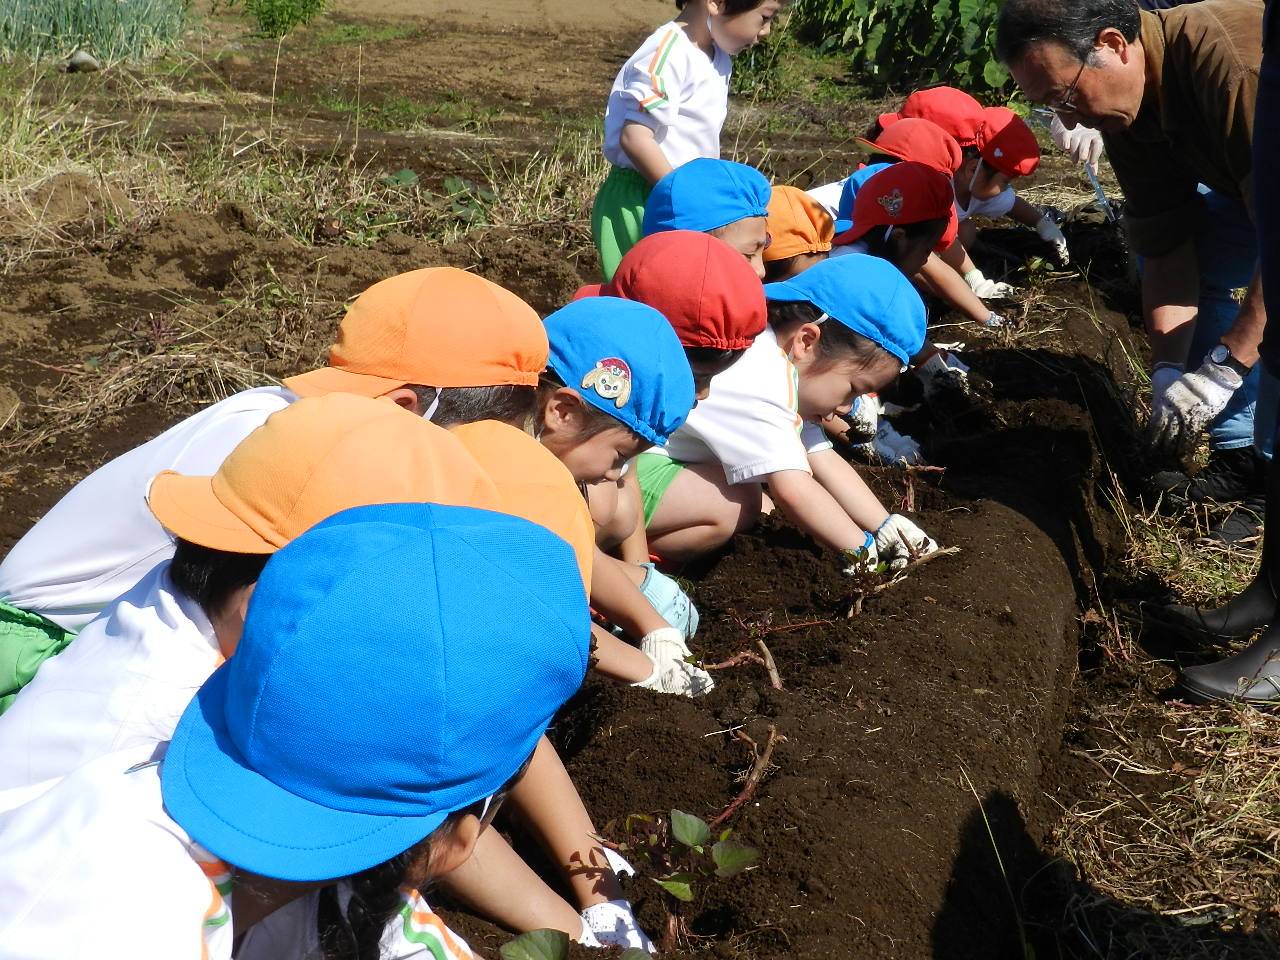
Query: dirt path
328 0 673 31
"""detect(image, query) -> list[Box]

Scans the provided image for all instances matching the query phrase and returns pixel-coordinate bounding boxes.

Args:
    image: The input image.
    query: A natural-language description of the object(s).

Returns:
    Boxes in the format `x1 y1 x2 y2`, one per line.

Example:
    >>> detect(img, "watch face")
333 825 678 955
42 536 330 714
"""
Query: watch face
1211 344 1230 364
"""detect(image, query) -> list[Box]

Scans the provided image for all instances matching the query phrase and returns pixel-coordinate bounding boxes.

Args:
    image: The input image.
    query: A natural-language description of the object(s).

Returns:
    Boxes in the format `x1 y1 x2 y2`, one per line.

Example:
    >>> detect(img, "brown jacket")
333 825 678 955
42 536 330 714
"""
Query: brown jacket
1102 0 1262 257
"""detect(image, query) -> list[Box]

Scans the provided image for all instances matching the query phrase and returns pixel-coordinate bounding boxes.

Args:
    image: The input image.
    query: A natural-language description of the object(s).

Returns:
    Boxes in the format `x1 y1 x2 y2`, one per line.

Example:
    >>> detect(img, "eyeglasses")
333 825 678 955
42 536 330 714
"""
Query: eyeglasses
1047 59 1087 113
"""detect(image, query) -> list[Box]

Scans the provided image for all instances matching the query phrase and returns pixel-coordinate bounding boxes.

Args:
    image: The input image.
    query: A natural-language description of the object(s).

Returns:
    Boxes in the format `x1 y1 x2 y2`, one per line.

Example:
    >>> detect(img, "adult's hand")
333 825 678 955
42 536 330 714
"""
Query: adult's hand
1049 114 1104 171
1146 358 1244 456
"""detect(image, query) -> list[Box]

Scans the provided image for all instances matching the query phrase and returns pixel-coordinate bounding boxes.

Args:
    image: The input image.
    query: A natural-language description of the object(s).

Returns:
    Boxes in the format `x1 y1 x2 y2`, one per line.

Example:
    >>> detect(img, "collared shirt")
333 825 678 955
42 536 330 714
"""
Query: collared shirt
1102 0 1263 257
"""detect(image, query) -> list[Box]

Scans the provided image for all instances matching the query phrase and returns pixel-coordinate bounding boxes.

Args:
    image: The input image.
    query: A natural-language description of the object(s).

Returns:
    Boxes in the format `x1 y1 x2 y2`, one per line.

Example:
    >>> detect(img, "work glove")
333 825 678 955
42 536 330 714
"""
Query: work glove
1149 362 1184 422
1035 213 1070 265
984 311 1010 329
1049 114 1104 171
1146 357 1244 456
963 268 1018 300
847 393 880 441
580 900 655 953
917 349 971 401
637 563 699 639
640 626 692 664
873 514 938 571
633 652 715 697
872 421 924 465
841 531 880 574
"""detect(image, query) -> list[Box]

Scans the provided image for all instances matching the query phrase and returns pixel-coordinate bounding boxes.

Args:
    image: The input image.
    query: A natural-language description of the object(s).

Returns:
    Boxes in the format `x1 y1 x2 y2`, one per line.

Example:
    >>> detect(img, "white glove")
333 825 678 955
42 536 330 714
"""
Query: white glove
872 421 924 465
917 349 971 401
1035 213 1070 264
580 899 655 953
1049 114 1104 171
1150 362 1184 421
873 514 938 570
841 532 879 574
964 268 1018 299
633 652 715 697
847 393 880 439
1147 357 1244 455
640 626 692 663
984 311 1010 329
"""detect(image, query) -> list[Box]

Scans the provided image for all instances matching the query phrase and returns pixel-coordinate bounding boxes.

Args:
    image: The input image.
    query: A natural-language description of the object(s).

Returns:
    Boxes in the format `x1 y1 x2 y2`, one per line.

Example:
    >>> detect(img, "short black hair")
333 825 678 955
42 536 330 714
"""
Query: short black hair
860 217 950 259
169 538 269 621
767 300 892 369
535 370 627 441
995 0 1141 66
408 384 537 430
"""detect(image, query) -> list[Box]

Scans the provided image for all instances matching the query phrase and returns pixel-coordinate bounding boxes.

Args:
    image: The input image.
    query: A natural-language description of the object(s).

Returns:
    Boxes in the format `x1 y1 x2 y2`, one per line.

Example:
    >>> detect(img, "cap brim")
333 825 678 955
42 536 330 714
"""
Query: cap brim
282 366 408 400
856 136 907 162
147 471 277 554
763 240 831 262
162 666 447 882
762 277 813 304
573 284 605 301
878 112 902 129
831 221 872 247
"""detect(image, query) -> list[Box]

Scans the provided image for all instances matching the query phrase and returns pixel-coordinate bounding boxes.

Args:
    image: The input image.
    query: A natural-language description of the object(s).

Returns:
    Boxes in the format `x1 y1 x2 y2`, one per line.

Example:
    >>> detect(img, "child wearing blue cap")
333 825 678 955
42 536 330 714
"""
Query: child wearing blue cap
641 157 773 279
641 254 941 569
536 296 710 697
593 1 782 281
0 502 592 960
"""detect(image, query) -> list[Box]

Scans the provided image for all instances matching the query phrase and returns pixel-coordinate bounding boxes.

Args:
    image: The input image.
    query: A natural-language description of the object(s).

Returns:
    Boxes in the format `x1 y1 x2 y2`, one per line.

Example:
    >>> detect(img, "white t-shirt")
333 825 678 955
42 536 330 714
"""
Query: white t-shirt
0 561 220 797
806 179 845 220
0 747 472 960
956 185 1017 222
656 327 831 484
0 386 295 631
602 21 731 170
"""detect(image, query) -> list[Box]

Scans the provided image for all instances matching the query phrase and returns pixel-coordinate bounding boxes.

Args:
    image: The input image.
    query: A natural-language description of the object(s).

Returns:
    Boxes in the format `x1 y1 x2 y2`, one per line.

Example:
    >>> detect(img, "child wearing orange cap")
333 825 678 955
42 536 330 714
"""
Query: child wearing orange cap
763 186 834 282
593 0 782 280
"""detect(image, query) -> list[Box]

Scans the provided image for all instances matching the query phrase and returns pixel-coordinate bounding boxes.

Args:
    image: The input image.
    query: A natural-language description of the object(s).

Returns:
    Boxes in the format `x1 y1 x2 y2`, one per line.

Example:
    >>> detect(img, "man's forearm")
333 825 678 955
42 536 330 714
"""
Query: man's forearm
1143 240 1201 366
1221 266 1266 367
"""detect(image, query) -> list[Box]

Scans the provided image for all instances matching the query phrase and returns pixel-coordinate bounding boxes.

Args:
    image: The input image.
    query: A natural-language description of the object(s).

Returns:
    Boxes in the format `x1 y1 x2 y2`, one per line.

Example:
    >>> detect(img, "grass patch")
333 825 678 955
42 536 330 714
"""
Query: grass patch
288 88 498 133
0 0 186 62
304 20 417 46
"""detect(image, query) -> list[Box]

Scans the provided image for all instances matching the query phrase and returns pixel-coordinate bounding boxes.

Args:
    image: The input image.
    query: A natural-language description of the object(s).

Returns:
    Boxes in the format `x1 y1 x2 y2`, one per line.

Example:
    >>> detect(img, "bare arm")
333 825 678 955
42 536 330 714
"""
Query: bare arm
619 122 674 185
1142 239 1200 366
807 448 893 532
614 470 652 564
766 468 879 555
917 252 991 324
1221 266 1265 367
1009 196 1044 228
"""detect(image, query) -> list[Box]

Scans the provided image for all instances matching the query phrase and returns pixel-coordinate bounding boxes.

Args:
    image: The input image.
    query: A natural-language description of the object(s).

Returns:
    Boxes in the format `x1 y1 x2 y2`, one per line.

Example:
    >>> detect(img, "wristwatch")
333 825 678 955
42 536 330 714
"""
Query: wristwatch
1210 343 1252 376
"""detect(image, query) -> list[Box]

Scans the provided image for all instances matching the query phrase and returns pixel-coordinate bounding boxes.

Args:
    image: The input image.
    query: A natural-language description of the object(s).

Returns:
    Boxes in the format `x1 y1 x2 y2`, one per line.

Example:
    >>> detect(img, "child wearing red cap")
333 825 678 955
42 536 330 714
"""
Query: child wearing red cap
593 0 782 280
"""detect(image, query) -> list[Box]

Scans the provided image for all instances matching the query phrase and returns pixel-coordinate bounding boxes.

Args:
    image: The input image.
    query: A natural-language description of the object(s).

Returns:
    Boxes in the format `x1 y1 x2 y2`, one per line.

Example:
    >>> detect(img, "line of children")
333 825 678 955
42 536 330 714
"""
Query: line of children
593 0 781 280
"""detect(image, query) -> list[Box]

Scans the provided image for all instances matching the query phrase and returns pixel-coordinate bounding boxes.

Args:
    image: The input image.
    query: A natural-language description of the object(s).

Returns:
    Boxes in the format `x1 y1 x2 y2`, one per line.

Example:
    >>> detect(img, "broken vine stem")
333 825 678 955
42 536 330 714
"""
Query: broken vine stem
709 723 781 830
703 639 783 689
846 546 963 618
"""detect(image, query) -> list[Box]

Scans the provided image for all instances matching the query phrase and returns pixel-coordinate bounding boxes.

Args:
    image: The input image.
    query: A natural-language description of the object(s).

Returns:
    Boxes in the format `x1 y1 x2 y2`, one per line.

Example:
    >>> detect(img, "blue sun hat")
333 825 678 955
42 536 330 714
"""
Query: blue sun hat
642 158 772 236
763 253 927 364
833 162 894 235
544 296 695 446
162 501 591 882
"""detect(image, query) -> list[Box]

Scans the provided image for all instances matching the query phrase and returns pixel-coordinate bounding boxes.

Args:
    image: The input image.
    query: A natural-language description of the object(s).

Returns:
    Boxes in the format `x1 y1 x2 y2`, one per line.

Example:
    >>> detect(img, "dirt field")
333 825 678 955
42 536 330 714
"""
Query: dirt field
3 2 1280 958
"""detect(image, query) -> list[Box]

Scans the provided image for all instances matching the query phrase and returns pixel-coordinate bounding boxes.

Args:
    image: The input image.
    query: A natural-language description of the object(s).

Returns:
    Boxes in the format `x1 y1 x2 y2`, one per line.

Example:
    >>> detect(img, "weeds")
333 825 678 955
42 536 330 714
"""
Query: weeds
215 0 327 37
0 0 186 62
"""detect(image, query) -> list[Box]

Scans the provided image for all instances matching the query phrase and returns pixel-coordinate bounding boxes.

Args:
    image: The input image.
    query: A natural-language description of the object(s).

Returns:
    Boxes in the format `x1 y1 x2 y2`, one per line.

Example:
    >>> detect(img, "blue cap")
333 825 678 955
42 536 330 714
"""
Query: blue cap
763 254 927 364
544 297 695 446
833 162 894 234
642 158 771 236
162 502 590 882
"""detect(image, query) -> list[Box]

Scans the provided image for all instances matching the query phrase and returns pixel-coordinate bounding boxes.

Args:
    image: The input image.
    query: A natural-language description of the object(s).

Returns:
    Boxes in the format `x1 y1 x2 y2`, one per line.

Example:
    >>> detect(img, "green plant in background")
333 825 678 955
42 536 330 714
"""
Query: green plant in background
214 0 326 37
792 0 1011 98
0 0 187 62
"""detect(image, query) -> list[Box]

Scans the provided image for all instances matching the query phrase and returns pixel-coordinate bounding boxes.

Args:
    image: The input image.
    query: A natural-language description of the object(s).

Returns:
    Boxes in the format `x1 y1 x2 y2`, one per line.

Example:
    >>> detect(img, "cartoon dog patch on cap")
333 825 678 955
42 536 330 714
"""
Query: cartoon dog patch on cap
878 188 904 218
581 357 632 408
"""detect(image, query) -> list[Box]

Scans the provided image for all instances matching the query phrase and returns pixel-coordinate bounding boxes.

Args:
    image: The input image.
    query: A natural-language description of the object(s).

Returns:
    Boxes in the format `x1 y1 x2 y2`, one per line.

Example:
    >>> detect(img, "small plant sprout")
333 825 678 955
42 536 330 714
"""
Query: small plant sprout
499 928 648 960
603 809 759 951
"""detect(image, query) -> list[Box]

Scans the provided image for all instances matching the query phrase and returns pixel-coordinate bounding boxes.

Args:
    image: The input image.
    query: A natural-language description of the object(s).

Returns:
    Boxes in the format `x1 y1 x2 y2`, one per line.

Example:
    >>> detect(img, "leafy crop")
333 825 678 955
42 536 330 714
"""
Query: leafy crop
792 0 1010 97
0 0 186 61
213 0 325 37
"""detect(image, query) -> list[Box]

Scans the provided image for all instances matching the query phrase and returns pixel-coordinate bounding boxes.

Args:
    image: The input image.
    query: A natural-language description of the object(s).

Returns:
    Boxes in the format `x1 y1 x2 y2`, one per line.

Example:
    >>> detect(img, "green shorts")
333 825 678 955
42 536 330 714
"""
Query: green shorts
591 166 652 281
635 452 686 526
0 600 76 714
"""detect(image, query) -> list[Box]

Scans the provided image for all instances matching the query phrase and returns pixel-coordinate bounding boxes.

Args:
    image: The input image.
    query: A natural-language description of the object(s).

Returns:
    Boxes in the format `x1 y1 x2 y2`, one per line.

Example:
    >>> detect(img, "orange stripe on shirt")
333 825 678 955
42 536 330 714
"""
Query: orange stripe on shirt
640 29 678 109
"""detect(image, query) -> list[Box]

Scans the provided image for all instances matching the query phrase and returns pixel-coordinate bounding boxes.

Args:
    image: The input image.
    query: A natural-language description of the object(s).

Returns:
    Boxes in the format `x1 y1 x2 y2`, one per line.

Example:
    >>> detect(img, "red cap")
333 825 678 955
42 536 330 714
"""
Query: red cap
577 231 766 351
833 162 959 253
856 118 963 175
878 87 986 149
977 107 1040 177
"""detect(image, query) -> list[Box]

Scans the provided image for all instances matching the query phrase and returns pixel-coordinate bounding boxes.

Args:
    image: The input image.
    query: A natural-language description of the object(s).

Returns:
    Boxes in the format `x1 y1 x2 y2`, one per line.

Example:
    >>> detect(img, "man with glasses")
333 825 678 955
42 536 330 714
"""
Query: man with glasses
997 0 1267 545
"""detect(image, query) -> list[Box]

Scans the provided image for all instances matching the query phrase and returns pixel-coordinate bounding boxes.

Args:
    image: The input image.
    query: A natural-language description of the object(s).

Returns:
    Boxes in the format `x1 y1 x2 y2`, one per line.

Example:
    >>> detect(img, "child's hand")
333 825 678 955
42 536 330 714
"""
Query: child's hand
1035 214 1071 265
633 652 715 697
640 626 692 663
963 268 1018 300
872 421 925 466
873 515 938 570
841 532 880 575
580 899 655 952
917 350 971 401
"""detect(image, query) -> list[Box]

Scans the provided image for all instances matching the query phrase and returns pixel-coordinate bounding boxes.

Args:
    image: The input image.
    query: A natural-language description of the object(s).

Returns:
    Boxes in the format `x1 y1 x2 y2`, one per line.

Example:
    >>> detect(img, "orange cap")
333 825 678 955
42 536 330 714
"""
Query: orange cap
147 394 502 553
763 186 835 262
284 267 548 398
451 420 595 591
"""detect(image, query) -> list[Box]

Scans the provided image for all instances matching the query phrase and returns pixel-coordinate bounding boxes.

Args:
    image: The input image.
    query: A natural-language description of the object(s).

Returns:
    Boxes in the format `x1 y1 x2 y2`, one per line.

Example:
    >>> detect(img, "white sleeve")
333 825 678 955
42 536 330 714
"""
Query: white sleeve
615 28 693 132
679 390 811 485
974 186 1017 219
800 422 834 455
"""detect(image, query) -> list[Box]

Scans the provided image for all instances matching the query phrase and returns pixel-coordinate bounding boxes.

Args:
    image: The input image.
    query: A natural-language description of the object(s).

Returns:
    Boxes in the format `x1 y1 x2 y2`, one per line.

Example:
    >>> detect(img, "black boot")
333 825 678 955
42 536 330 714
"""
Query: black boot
1145 455 1280 646
1205 495 1265 545
1180 627 1280 705
1150 446 1264 509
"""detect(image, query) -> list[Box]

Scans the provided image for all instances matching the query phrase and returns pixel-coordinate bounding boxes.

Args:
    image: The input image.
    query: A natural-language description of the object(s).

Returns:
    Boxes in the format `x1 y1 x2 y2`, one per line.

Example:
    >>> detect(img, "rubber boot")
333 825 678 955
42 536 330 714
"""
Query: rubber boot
1145 456 1280 646
1150 446 1264 509
1180 628 1280 705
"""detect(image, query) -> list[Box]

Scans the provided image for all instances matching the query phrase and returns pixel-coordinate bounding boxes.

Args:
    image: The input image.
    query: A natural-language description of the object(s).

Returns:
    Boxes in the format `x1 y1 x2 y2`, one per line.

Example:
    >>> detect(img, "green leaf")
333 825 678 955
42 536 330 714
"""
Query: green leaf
656 877 696 902
499 928 570 960
983 58 1009 88
379 168 418 188
670 809 711 848
712 840 760 878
